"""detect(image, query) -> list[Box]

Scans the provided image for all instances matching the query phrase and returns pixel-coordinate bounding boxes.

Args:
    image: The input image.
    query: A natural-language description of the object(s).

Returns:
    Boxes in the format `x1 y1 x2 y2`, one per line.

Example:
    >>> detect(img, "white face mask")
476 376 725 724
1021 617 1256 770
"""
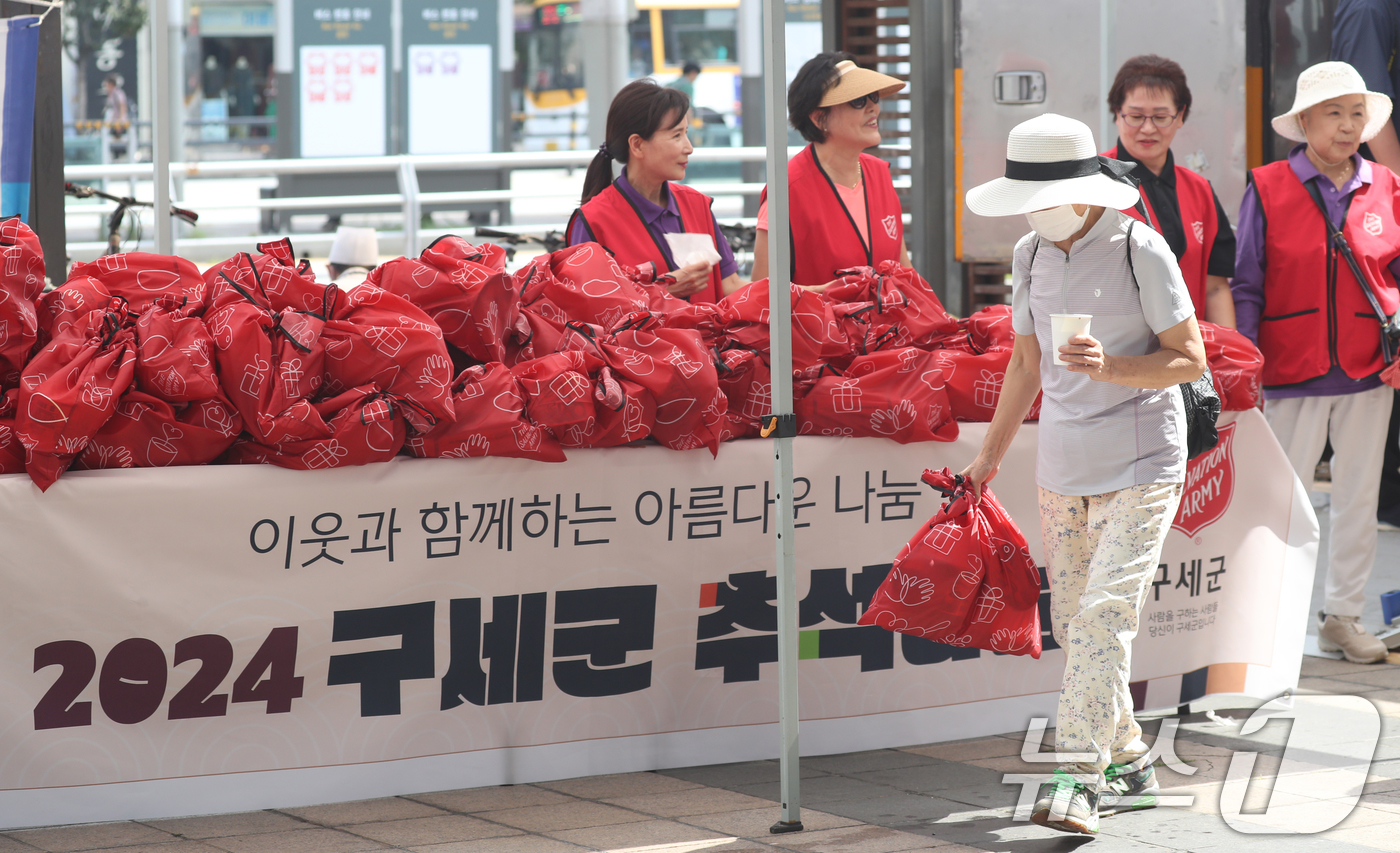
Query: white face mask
1025 205 1089 241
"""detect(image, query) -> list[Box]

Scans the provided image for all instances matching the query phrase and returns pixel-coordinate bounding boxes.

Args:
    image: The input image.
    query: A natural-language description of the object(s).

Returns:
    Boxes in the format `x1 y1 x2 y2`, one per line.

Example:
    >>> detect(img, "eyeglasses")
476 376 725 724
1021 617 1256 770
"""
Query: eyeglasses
1119 112 1179 129
847 91 881 110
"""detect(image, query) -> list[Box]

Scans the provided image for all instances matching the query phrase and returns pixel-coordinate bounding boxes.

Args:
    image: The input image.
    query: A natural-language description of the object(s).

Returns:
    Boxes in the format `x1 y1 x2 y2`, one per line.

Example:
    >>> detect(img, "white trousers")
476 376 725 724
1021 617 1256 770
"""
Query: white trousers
1039 482 1183 787
1265 384 1392 618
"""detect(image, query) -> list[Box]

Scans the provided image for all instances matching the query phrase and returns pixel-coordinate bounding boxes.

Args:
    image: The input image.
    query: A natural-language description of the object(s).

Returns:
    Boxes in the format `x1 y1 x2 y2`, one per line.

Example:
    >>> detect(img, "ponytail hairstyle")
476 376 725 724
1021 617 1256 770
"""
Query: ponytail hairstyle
581 78 691 204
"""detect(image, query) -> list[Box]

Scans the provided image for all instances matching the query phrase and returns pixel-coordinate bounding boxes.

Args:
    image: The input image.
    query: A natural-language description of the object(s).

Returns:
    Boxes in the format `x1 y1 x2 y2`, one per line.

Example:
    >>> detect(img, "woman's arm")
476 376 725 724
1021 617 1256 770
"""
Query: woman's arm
1059 315 1206 389
959 332 1042 501
752 228 768 281
720 272 745 296
1203 275 1236 328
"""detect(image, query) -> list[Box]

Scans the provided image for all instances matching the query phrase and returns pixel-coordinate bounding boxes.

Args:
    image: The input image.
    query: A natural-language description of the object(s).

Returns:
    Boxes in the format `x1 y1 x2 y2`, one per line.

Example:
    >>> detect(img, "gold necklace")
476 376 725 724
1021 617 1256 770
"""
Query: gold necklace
844 161 863 189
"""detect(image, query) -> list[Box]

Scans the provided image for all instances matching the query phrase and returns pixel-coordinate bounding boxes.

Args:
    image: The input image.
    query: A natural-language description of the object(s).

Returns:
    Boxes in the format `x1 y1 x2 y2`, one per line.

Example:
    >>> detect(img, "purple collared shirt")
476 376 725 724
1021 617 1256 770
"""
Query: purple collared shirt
568 170 738 279
1233 144 1400 398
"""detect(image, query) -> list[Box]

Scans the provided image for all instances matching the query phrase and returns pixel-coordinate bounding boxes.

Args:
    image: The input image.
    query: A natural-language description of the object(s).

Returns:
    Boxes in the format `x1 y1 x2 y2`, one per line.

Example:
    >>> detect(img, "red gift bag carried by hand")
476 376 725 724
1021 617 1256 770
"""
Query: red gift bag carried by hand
859 468 1042 659
1198 321 1264 410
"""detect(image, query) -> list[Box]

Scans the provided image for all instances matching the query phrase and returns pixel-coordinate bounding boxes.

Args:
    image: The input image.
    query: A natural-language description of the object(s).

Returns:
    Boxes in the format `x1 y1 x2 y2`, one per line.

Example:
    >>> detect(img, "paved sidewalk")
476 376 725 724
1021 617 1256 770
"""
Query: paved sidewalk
11 499 1400 852
7 653 1400 853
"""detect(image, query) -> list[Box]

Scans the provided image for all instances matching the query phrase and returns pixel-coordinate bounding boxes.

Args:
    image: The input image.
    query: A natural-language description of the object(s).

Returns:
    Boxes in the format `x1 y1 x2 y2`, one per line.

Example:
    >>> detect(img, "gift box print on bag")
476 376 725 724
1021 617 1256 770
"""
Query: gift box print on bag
0 235 1264 485
860 468 1043 658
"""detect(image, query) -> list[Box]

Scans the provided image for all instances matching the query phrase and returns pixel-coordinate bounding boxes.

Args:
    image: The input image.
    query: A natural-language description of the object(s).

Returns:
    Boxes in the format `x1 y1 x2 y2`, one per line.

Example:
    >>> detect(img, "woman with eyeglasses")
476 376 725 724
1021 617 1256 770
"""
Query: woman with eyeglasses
1106 55 1236 327
751 52 909 290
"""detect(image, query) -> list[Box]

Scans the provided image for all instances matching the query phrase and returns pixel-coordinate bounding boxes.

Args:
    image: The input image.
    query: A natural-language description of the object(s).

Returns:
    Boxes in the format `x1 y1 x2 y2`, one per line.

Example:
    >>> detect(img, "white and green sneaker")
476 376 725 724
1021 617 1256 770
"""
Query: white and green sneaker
1101 753 1160 813
1031 768 1100 835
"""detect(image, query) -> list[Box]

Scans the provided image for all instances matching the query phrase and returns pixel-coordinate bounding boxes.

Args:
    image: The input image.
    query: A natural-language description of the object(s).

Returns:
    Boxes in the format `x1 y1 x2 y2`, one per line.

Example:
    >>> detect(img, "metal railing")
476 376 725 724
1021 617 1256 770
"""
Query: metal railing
64 147 809 258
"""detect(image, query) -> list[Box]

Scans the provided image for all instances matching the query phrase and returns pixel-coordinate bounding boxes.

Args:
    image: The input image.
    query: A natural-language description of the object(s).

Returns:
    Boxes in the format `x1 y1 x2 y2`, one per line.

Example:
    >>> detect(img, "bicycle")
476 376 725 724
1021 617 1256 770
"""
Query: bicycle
64 182 198 256
473 226 566 263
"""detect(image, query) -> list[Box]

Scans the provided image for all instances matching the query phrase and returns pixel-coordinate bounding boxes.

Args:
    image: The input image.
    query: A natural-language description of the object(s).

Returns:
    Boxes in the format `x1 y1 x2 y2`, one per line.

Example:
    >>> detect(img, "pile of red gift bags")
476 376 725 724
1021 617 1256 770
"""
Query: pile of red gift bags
0 219 1263 490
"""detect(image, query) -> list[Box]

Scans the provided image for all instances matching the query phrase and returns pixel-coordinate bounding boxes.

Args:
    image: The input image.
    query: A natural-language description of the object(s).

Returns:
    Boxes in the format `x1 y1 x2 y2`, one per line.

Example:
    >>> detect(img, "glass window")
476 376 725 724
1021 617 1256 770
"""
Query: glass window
526 4 583 92
660 9 737 67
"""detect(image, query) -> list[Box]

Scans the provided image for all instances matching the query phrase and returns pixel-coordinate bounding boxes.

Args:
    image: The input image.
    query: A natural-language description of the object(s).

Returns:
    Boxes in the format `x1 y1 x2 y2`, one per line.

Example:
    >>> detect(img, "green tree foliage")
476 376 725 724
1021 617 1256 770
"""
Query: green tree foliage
62 0 146 66
64 0 147 122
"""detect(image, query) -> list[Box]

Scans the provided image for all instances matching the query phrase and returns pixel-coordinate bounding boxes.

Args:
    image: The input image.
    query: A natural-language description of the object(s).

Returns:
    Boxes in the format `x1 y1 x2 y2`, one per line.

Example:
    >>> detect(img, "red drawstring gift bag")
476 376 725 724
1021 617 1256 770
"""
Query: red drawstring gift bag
73 390 242 470
70 297 242 470
221 385 407 470
561 314 726 454
714 343 770 440
0 217 45 386
825 262 959 347
320 284 455 434
18 309 138 490
512 349 608 438
1198 321 1264 410
367 235 523 365
965 304 1016 353
406 363 567 462
623 264 697 316
794 348 958 442
719 279 847 372
205 239 325 317
516 243 651 332
0 388 27 474
60 252 209 322
927 348 1042 422
859 468 1042 658
204 279 329 446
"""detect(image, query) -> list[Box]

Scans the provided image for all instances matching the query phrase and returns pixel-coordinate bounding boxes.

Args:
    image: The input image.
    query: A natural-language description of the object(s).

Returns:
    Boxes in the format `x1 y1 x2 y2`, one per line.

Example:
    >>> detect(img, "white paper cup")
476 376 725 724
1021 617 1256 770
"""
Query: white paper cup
1050 314 1092 366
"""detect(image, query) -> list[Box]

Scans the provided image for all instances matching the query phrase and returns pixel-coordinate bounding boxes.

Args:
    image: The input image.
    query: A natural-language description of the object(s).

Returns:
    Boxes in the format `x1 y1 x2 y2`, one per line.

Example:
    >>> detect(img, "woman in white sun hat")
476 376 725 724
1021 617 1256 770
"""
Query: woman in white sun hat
1233 60 1400 665
960 113 1206 836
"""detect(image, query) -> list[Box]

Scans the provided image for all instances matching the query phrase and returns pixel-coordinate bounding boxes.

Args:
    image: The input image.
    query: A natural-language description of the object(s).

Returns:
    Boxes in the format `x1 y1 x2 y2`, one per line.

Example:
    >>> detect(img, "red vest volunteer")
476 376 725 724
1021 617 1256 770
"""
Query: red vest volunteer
1106 144 1234 319
1244 157 1400 387
758 146 904 287
567 174 736 304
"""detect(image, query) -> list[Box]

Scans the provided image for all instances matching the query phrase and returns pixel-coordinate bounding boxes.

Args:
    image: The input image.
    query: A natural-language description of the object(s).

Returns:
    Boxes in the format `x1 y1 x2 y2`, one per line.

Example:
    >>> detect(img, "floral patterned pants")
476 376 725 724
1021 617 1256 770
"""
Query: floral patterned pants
1038 481 1183 789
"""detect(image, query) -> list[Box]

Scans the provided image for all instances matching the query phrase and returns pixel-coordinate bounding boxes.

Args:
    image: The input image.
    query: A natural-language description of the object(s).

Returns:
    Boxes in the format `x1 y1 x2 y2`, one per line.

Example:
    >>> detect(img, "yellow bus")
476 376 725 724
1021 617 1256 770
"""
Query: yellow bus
513 0 741 151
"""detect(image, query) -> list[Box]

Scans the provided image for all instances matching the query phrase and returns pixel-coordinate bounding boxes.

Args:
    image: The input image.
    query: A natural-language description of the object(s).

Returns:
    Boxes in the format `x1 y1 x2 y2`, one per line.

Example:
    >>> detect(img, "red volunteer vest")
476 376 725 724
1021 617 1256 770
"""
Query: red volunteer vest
1251 160 1400 387
567 181 723 303
761 145 904 286
1106 147 1218 318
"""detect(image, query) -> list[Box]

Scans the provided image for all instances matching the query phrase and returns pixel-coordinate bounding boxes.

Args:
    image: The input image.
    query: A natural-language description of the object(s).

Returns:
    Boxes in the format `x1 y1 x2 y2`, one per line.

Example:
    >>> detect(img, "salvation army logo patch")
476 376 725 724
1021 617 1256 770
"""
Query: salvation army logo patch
1365 212 1385 237
1191 221 1205 244
1172 420 1236 539
882 215 898 240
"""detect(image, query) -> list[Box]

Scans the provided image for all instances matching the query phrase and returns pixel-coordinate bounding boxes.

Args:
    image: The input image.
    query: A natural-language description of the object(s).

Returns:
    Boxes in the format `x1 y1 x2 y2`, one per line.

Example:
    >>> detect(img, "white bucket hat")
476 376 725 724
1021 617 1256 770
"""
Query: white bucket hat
328 226 379 267
1272 61 1392 143
965 114 1142 217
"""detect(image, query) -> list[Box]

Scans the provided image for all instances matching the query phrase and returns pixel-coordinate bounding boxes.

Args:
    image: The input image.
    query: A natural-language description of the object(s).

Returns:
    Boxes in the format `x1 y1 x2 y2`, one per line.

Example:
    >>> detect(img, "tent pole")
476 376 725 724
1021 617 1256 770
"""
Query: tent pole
760 0 802 835
151 0 172 254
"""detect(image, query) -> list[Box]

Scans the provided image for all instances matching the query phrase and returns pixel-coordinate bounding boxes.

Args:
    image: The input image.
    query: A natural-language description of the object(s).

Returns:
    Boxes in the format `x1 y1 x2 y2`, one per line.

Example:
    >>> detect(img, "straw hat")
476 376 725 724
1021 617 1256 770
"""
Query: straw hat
328 226 379 267
965 114 1141 216
818 60 906 107
1272 61 1392 143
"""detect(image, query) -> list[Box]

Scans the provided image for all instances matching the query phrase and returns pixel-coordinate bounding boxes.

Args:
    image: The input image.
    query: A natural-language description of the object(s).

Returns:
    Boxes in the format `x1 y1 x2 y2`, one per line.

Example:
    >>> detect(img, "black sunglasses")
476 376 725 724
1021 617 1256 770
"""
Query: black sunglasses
846 91 881 110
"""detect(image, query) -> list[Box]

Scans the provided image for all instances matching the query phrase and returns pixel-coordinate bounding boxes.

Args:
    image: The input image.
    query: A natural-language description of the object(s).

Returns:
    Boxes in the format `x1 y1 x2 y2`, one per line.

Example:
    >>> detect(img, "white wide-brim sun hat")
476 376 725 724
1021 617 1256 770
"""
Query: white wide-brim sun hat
965 113 1141 217
1272 60 1392 143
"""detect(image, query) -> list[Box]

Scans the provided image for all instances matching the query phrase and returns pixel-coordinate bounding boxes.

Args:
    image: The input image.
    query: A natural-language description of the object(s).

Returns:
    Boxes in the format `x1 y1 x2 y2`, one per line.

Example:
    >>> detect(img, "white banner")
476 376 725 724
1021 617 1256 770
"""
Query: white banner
0 409 1314 828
